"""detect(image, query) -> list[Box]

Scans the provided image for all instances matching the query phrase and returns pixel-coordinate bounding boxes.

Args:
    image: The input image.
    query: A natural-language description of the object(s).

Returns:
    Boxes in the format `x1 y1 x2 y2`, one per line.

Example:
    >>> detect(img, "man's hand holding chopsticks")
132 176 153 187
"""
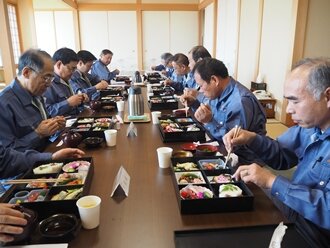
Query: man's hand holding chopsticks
222 128 256 153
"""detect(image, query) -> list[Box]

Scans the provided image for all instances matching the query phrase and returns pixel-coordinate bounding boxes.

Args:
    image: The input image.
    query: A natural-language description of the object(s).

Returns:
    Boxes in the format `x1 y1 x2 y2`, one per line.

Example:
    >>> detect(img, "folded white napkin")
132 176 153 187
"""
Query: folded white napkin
228 153 239 167
193 141 219 147
65 118 77 128
269 222 288 248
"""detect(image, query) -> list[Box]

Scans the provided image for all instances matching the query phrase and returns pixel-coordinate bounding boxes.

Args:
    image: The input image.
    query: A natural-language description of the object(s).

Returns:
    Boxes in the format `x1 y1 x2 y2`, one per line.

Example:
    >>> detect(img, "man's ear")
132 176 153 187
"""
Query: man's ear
211 75 219 85
54 60 62 70
325 87 330 107
21 67 32 79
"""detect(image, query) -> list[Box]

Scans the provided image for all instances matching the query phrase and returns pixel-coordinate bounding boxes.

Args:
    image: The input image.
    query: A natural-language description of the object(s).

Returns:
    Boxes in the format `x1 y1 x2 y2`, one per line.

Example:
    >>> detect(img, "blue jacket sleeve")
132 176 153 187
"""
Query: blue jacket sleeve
91 61 117 82
70 80 97 100
0 145 52 179
249 127 330 229
154 64 165 71
271 175 330 229
43 87 74 117
248 131 299 169
87 73 101 85
170 81 184 93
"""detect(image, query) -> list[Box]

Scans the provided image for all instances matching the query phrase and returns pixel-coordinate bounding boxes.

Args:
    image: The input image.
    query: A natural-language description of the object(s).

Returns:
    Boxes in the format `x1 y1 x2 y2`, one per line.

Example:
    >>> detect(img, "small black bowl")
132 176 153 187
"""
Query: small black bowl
195 145 218 156
6 205 38 245
83 137 103 148
38 214 80 242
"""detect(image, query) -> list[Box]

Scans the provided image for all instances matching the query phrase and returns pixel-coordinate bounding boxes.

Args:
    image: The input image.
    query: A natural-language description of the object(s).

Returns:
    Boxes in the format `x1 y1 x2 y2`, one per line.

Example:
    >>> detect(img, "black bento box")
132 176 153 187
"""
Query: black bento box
151 86 175 96
70 116 115 139
148 95 179 110
158 117 206 143
146 72 162 84
0 157 93 244
171 157 254 214
0 157 94 219
99 95 124 111
99 86 126 97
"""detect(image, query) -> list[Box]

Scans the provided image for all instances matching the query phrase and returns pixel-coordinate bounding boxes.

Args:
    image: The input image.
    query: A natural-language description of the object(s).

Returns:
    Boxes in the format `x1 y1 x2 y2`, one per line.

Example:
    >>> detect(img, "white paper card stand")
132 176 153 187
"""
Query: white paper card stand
110 166 130 197
126 122 138 137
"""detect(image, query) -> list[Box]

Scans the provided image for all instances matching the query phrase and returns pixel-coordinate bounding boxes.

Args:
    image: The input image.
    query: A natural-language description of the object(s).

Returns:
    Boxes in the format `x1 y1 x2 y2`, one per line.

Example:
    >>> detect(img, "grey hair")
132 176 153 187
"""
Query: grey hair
17 49 52 76
293 57 330 100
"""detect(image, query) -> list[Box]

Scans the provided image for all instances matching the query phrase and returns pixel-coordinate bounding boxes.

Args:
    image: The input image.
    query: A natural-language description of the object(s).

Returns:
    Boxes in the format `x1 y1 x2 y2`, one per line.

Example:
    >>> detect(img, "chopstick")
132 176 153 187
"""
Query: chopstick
4 178 66 185
183 88 188 117
224 125 241 167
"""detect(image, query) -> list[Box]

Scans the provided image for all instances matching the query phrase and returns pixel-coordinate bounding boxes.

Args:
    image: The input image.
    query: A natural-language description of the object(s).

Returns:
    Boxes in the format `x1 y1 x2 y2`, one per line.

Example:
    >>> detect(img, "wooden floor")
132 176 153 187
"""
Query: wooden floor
266 119 288 139
265 119 296 179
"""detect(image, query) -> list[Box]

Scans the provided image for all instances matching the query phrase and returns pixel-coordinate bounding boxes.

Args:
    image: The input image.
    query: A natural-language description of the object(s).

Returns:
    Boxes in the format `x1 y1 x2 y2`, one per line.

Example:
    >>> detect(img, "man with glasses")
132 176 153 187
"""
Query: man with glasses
43 48 89 117
0 49 65 151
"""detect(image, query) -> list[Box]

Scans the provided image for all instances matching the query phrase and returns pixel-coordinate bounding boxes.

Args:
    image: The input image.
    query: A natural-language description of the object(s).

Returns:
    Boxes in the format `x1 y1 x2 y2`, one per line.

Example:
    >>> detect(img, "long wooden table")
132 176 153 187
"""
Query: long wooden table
47 89 286 248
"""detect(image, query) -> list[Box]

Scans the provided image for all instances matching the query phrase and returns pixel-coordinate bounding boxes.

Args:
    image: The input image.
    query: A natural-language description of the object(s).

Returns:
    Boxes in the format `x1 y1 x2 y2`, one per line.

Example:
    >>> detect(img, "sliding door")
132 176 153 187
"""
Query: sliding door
34 11 75 56
216 0 240 78
79 11 138 73
202 3 214 56
79 11 108 59
170 11 199 54
107 11 137 72
142 10 198 70
142 11 170 70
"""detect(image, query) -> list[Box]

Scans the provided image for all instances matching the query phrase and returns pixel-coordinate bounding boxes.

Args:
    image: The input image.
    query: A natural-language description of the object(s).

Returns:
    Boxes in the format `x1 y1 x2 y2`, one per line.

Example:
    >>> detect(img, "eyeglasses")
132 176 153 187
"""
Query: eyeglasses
41 74 55 82
28 67 55 82
65 64 77 72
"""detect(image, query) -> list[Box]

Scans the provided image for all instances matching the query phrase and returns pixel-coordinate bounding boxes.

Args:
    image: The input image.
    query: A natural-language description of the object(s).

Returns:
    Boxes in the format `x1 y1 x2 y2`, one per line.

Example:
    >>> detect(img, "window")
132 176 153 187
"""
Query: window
7 4 21 64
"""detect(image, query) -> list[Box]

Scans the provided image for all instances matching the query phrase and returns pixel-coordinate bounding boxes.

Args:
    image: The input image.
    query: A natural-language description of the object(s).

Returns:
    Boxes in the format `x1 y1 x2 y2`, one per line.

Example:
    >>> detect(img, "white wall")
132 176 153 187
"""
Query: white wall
203 3 214 55
33 0 70 9
79 11 108 58
258 0 297 120
216 0 240 77
142 11 198 70
79 11 138 72
34 11 57 54
236 0 262 88
107 11 138 72
303 0 330 57
34 11 76 55
170 11 199 54
142 11 170 70
54 11 76 50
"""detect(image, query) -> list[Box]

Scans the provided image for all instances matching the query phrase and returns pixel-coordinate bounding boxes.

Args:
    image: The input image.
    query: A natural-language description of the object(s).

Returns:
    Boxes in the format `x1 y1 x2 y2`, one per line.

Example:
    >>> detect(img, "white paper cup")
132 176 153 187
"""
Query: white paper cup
147 84 152 93
104 129 117 147
147 92 154 99
157 147 173 168
116 100 125 112
151 111 161 124
76 195 101 229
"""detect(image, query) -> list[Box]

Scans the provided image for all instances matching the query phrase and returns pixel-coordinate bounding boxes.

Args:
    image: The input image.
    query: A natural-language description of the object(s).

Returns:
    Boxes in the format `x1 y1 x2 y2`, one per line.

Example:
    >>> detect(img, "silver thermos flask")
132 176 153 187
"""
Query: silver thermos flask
128 86 144 116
